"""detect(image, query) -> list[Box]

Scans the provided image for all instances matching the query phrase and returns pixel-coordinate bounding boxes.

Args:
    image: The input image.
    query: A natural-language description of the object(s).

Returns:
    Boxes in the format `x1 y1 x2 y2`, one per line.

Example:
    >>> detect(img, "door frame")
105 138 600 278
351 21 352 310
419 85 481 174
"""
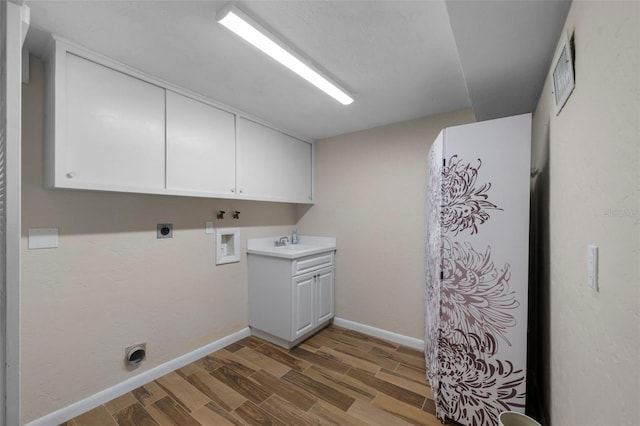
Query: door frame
4 1 28 424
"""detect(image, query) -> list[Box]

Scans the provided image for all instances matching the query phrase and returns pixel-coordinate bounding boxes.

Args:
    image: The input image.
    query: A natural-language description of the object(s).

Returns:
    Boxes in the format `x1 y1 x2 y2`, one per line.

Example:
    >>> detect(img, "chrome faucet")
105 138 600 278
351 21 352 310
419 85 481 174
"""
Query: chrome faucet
274 236 289 247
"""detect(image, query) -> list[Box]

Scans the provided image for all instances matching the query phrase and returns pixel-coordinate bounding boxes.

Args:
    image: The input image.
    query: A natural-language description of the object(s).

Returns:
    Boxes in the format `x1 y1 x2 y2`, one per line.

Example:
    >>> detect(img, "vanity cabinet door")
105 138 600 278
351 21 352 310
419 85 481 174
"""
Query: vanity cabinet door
166 91 236 196
236 117 312 203
60 53 166 191
293 267 334 340
316 268 334 324
293 273 315 339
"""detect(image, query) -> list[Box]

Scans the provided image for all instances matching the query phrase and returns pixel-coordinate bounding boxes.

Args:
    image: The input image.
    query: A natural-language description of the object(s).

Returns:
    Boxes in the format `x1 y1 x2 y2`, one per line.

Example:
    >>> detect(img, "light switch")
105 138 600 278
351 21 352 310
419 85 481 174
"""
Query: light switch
587 245 598 291
28 228 59 249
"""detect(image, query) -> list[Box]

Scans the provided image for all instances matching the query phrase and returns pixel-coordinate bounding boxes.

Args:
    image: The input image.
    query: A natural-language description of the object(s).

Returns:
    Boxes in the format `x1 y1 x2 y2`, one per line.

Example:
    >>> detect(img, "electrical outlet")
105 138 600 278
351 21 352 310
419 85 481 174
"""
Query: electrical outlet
205 221 214 234
587 245 598 291
157 224 173 239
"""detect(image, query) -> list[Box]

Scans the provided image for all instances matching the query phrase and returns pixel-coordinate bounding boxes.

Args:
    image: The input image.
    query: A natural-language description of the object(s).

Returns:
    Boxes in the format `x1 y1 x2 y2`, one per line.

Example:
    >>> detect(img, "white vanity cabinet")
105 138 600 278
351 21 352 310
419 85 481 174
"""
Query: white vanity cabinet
247 238 336 348
237 117 313 203
166 91 236 196
45 49 166 192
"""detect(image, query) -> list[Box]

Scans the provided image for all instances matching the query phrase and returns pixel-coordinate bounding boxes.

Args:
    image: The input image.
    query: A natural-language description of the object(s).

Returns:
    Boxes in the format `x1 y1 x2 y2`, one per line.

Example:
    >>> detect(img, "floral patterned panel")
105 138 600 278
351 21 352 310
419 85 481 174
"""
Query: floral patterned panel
426 150 526 426
441 155 502 236
440 237 519 355
425 145 444 419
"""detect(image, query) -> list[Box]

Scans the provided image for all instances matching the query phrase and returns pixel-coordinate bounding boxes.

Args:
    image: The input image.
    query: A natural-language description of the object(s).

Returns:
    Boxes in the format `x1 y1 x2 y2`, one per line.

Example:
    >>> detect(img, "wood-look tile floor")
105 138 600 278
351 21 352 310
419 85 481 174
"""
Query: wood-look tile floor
62 325 456 426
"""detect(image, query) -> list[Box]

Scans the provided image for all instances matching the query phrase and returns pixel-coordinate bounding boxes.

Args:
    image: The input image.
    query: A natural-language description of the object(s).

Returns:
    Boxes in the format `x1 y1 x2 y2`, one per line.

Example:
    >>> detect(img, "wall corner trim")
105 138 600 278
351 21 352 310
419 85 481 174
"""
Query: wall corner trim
333 317 424 350
24 327 251 426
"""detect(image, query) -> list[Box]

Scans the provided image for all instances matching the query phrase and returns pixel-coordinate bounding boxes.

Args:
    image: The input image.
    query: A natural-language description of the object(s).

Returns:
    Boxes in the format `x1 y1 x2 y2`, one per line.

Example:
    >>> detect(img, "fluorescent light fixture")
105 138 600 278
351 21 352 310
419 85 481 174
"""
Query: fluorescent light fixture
217 5 354 105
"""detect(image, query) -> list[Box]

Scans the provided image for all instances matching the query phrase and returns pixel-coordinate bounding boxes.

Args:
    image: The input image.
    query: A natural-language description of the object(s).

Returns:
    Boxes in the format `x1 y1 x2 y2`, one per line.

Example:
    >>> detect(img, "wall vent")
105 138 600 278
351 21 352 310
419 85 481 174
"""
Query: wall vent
551 30 575 115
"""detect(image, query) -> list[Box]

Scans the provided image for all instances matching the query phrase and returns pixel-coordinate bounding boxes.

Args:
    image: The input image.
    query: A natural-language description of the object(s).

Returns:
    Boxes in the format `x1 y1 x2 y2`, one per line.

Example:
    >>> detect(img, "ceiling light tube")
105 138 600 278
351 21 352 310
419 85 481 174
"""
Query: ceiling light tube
216 5 354 105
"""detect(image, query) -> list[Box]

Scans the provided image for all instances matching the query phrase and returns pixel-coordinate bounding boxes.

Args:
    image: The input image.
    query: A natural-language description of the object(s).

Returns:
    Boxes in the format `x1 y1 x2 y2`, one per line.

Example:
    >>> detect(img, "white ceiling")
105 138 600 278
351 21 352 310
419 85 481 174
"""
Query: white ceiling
24 0 571 141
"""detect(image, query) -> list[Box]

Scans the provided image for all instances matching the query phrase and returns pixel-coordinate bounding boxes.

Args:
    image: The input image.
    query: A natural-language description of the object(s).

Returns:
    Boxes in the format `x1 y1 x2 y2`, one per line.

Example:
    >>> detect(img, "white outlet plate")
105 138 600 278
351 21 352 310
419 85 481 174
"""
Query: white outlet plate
205 221 214 234
587 245 598 291
28 228 59 249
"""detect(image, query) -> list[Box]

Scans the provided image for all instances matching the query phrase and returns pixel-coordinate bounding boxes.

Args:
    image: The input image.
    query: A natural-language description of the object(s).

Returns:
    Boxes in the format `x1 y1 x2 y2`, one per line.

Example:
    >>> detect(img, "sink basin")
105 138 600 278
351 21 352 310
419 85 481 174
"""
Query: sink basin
247 236 336 259
274 244 315 251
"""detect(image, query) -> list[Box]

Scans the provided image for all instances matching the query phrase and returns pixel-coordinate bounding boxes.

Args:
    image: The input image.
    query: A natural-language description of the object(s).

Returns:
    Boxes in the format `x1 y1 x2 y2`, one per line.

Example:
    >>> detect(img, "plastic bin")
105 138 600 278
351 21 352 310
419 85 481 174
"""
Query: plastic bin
498 411 542 426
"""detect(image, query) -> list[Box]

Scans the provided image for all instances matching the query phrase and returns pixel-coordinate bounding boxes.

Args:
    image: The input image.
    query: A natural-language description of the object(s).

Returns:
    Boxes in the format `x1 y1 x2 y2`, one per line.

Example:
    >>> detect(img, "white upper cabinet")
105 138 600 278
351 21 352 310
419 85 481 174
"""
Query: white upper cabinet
237 117 313 203
53 52 166 191
45 39 313 203
166 91 236 196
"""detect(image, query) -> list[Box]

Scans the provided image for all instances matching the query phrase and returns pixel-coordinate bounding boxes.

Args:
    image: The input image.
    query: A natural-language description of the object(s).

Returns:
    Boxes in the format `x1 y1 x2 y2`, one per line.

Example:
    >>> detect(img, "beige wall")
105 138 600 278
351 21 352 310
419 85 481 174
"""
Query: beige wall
21 58 300 422
297 109 475 340
22 2 639 423
531 1 639 425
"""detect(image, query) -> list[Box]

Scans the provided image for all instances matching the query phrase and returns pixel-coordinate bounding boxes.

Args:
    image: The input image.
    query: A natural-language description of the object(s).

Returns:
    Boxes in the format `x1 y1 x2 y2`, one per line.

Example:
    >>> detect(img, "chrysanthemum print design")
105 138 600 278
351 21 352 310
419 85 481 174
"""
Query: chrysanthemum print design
425 148 444 414
441 155 502 235
425 149 525 425
437 334 526 426
440 237 519 355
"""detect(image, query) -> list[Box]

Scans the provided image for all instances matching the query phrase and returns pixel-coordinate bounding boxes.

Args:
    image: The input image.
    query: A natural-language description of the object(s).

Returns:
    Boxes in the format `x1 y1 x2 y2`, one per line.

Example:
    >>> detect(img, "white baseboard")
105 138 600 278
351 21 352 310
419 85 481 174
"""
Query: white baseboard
25 327 251 426
26 321 420 425
333 317 424 350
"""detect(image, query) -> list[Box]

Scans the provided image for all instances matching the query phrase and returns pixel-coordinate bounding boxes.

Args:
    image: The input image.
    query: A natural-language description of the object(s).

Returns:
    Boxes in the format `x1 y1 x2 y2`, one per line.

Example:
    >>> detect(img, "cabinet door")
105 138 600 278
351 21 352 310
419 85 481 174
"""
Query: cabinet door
316 268 334 324
442 114 531 348
434 115 531 422
62 53 165 191
293 274 315 339
236 117 312 203
166 91 236 195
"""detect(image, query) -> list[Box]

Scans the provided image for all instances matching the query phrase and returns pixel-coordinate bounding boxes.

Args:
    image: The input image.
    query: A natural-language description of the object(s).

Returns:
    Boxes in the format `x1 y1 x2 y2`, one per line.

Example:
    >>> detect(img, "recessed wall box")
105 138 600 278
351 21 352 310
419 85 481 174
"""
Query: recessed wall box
216 227 240 265
157 223 173 239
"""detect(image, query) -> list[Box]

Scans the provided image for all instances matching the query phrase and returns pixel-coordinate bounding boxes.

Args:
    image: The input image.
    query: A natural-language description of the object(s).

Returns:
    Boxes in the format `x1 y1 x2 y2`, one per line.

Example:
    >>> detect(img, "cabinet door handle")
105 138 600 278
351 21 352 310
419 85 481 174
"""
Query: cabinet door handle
66 172 76 179
230 188 235 193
